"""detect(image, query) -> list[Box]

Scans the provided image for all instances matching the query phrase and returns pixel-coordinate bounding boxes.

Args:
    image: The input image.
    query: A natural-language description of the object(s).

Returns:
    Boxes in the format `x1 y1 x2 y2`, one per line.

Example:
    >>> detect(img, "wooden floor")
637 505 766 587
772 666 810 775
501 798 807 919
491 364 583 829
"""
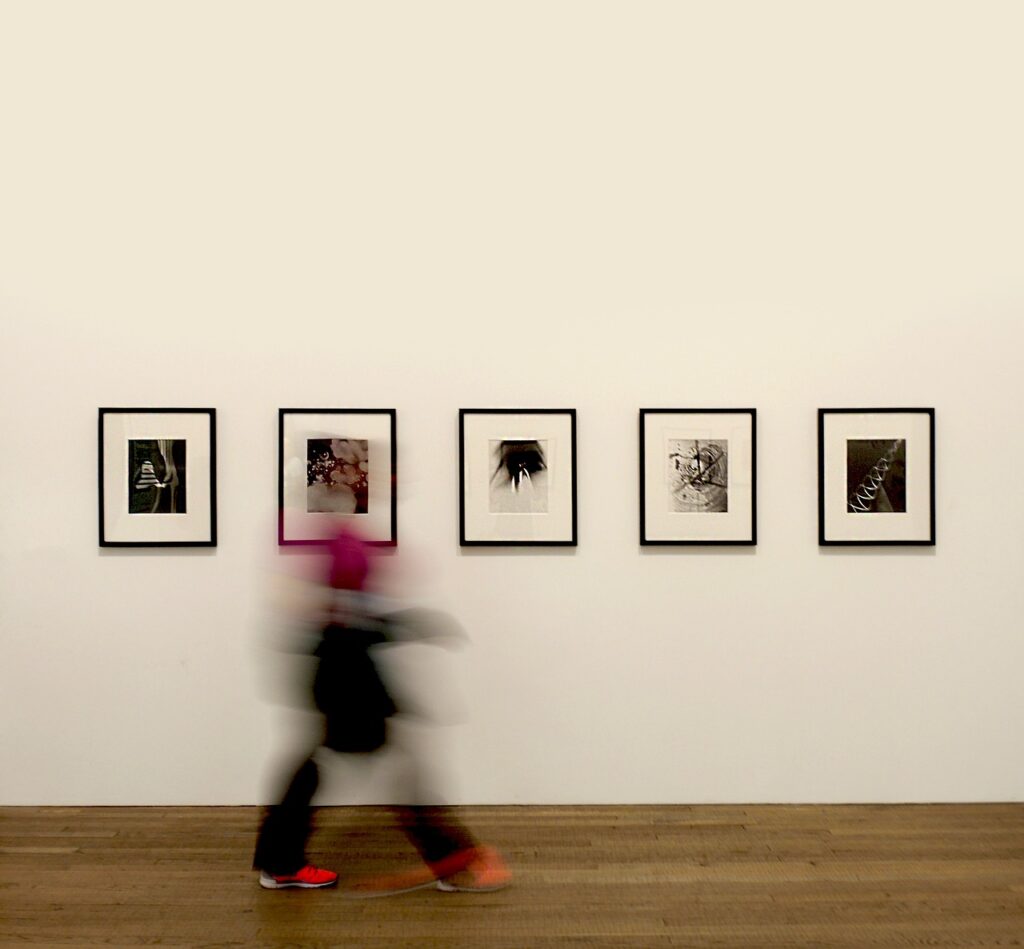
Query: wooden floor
2 805 1023 948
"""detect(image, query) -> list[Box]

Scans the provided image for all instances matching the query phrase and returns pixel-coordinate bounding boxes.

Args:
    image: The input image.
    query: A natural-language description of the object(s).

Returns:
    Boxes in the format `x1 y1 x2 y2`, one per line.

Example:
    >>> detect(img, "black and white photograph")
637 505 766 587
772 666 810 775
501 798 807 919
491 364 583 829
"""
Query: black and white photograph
819 409 934 545
846 438 907 514
667 439 728 513
489 439 549 514
461 410 576 545
99 408 216 546
128 439 187 514
640 410 755 545
279 409 395 545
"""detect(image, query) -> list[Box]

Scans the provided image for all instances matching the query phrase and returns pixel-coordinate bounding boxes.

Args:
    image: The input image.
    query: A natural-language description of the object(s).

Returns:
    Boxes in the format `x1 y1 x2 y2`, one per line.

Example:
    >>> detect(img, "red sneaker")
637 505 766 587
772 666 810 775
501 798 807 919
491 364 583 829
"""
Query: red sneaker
436 846 511 892
347 849 477 899
346 847 511 898
346 864 442 898
259 864 338 889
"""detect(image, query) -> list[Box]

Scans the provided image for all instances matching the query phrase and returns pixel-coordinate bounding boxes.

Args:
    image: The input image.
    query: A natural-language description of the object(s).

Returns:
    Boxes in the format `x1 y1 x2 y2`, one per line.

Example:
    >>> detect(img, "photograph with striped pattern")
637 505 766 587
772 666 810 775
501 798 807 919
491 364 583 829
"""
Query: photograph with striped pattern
846 439 906 513
129 439 187 514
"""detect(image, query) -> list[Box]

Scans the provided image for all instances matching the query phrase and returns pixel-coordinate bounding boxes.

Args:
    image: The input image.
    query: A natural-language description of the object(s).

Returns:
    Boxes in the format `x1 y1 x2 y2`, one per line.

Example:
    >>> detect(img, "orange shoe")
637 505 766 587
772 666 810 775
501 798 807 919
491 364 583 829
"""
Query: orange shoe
346 847 507 898
435 846 511 892
346 864 444 898
259 864 338 889
347 849 478 898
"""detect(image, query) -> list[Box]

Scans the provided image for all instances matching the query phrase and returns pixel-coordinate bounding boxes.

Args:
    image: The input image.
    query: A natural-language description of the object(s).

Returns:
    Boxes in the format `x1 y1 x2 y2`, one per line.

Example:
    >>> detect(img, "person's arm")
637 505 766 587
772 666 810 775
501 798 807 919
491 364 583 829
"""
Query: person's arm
380 608 467 648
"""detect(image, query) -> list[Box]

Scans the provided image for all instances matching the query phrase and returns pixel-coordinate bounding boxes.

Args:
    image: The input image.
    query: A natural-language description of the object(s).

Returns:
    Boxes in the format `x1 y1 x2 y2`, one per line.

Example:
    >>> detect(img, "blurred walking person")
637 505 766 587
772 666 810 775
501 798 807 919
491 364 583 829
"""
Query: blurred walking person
253 526 510 895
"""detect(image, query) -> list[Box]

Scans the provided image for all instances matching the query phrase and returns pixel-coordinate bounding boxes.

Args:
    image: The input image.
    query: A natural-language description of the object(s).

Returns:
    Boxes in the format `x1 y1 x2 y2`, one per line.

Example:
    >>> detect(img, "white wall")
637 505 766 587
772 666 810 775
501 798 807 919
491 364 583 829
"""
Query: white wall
2 1 1022 805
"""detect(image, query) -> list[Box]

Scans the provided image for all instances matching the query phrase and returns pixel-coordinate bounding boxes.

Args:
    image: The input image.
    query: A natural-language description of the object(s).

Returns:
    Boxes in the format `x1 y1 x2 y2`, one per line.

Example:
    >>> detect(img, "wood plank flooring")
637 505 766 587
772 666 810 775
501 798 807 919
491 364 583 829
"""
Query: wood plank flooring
2 805 1023 947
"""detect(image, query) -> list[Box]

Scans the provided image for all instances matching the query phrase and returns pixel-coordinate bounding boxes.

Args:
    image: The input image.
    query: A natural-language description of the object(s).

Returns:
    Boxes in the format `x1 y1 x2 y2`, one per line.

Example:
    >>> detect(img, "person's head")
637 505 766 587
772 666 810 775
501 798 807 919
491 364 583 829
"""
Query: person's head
325 525 371 590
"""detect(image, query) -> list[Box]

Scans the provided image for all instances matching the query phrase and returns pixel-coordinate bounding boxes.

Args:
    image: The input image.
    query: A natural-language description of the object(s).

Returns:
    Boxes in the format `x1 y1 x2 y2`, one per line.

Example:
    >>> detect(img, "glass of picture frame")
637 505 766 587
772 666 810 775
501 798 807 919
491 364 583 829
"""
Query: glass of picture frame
459 408 577 546
818 407 935 546
278 408 397 546
639 408 757 545
98 407 217 547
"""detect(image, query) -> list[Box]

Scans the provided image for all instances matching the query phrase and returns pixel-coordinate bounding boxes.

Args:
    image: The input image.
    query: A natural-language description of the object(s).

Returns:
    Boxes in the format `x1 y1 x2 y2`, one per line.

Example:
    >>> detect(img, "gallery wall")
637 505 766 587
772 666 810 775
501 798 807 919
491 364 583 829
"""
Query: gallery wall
2 1 1022 805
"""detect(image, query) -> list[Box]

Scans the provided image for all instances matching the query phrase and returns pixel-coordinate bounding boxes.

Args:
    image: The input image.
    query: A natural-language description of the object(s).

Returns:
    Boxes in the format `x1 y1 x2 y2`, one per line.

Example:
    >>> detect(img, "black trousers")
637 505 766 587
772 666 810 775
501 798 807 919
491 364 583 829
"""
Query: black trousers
253 756 476 876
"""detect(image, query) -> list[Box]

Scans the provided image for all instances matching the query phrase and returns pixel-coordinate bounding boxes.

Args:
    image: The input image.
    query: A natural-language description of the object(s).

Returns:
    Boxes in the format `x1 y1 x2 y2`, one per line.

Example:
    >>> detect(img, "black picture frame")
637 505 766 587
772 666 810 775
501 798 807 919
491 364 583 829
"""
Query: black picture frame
818 407 936 546
459 408 577 547
98 407 217 547
278 408 397 546
639 408 757 546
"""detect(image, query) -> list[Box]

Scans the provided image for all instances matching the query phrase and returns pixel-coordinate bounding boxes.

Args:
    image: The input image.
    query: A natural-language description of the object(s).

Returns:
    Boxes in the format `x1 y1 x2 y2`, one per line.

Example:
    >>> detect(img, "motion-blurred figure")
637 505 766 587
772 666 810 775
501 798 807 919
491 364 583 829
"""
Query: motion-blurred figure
253 526 510 895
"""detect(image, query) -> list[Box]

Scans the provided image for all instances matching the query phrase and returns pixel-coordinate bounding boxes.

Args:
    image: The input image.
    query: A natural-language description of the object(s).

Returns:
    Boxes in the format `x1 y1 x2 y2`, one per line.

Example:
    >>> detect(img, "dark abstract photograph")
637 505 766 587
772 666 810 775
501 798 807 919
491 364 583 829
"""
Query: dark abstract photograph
489 439 548 513
128 439 187 514
847 439 906 513
307 438 369 514
666 439 728 513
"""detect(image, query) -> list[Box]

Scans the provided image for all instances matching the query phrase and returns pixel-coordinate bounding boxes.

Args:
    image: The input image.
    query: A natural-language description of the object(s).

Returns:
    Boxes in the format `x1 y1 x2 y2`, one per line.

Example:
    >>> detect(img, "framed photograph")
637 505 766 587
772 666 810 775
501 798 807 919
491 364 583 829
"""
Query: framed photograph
818 408 935 546
98 408 217 547
459 409 577 546
279 409 396 546
639 409 756 545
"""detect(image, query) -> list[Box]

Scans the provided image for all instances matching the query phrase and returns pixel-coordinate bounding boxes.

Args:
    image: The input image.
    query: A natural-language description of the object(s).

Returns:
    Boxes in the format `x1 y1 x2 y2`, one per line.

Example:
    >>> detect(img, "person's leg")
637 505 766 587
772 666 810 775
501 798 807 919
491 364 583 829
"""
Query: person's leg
343 804 479 897
253 757 320 876
347 745 509 895
392 752 510 891
352 804 508 894
385 742 476 867
399 804 477 868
